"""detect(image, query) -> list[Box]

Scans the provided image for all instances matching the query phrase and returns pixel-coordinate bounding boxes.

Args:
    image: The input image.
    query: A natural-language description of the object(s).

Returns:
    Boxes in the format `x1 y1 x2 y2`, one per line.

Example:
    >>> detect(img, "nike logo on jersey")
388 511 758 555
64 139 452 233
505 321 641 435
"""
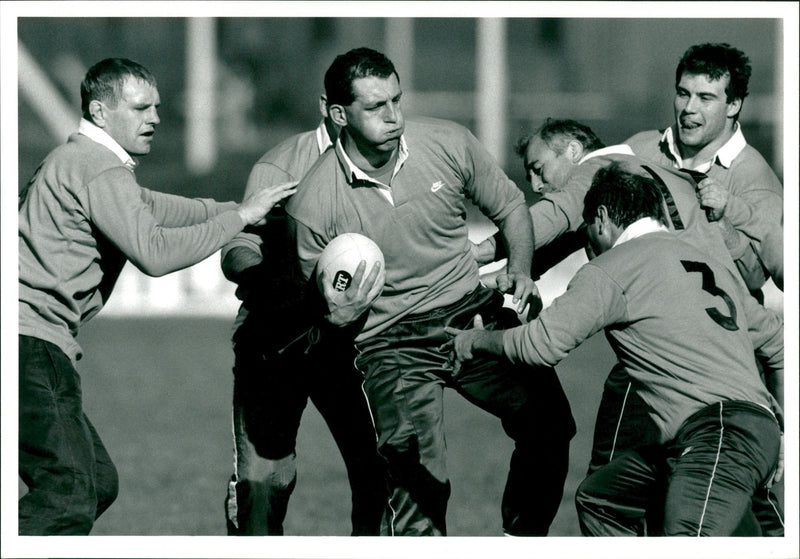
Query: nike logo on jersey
431 180 445 192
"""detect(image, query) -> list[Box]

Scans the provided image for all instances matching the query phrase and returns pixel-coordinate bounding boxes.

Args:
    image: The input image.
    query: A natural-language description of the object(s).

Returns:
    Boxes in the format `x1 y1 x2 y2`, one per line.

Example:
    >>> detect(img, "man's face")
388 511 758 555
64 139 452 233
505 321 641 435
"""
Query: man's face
673 72 738 152
342 74 404 155
523 135 575 194
101 76 161 156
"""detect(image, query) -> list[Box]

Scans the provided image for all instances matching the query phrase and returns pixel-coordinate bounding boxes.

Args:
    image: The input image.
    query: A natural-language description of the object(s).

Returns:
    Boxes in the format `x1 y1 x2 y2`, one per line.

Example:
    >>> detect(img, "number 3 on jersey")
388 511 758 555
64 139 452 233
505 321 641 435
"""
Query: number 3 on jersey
681 260 739 331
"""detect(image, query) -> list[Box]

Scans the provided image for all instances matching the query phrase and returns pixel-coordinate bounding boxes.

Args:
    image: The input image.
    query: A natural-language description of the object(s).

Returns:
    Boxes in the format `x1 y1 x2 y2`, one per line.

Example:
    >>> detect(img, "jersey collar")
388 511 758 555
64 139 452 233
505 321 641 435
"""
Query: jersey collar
660 122 746 172
336 133 409 187
579 144 634 164
78 118 138 170
613 217 669 248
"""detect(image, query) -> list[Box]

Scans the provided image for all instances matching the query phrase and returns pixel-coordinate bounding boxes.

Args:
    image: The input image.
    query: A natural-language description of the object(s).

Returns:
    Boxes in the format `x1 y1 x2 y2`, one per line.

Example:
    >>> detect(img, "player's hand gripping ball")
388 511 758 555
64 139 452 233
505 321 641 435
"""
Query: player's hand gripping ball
316 233 385 300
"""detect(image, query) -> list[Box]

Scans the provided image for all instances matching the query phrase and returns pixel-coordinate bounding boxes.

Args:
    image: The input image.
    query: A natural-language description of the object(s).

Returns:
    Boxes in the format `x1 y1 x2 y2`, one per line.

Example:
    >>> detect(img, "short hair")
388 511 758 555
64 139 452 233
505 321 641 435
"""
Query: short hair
676 43 751 103
582 163 665 228
324 47 398 106
515 118 605 158
81 58 157 119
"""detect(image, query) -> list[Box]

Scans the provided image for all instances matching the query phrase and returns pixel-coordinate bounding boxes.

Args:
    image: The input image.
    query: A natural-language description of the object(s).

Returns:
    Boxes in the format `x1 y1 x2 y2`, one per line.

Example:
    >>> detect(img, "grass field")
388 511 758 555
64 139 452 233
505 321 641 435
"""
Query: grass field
32 316 616 537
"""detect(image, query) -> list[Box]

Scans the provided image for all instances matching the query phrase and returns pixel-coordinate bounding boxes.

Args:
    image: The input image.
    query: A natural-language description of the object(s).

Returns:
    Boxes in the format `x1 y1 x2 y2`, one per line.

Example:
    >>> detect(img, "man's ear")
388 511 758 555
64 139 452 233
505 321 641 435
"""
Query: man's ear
566 139 584 163
726 97 743 120
596 205 610 233
329 104 348 127
88 99 107 128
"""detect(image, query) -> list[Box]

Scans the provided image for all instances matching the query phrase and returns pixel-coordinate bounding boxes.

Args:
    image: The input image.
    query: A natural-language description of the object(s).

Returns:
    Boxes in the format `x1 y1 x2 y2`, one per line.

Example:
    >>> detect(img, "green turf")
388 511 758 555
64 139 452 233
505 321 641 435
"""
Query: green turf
29 316 615 536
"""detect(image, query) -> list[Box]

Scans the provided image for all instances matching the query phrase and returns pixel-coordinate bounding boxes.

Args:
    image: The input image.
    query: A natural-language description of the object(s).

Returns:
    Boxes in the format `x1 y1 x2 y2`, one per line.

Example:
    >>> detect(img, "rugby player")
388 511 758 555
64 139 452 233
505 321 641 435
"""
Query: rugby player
515 118 785 535
18 58 294 534
472 119 603 283
220 95 386 535
286 47 576 536
625 42 783 293
445 165 784 536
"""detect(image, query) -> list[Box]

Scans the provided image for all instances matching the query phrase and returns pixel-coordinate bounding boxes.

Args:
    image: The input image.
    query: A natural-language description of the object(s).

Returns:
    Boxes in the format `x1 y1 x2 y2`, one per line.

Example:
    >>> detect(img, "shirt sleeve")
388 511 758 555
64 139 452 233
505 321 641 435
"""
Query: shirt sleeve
529 164 595 250
759 222 784 290
288 215 328 283
503 263 626 366
741 286 784 373
85 166 244 276
139 188 238 227
719 157 783 245
459 128 526 223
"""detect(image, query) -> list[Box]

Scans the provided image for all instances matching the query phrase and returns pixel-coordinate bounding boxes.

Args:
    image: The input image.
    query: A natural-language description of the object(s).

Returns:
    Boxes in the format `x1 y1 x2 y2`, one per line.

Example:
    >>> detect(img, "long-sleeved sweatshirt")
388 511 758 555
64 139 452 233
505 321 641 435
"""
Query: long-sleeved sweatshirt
503 229 783 442
19 130 244 361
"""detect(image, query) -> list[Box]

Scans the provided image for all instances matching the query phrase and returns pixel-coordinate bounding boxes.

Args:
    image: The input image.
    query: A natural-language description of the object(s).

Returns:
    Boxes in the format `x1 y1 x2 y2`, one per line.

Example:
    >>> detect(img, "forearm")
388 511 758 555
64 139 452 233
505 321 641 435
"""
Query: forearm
716 218 767 291
724 190 782 244
529 201 569 250
221 245 263 284
88 169 244 276
141 187 238 226
220 228 264 277
498 204 534 275
504 265 619 366
471 235 500 266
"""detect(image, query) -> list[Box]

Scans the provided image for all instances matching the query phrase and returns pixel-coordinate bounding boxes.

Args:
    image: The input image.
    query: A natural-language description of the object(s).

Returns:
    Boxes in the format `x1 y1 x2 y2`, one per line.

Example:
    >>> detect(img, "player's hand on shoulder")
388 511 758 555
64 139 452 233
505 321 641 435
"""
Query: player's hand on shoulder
696 177 728 222
321 259 385 327
495 271 540 316
238 180 298 226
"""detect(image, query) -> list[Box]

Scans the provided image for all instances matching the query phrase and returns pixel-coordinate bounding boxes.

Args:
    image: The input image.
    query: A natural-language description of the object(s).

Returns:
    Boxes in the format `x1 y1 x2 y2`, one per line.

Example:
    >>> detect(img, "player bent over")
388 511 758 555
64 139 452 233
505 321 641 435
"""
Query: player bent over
445 165 783 536
509 118 782 535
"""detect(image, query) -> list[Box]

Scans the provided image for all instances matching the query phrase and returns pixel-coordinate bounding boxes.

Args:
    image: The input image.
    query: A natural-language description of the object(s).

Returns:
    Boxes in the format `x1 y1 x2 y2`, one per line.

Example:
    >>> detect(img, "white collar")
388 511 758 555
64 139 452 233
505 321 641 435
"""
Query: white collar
613 217 669 248
78 118 137 169
336 133 409 186
579 144 634 164
314 119 334 154
660 122 746 172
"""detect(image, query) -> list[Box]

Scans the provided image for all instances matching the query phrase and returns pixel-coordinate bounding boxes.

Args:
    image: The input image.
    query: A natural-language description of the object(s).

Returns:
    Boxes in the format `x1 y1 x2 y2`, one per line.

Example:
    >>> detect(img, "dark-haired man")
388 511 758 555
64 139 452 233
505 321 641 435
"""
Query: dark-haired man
625 43 783 292
286 47 575 536
500 116 784 536
220 95 386 536
18 58 294 534
445 165 784 536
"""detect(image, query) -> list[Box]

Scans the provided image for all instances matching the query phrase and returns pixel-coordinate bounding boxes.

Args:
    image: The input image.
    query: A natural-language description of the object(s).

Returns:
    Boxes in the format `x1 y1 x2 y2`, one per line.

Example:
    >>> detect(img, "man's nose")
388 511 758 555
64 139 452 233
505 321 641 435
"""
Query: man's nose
384 102 399 122
147 107 160 125
683 95 701 113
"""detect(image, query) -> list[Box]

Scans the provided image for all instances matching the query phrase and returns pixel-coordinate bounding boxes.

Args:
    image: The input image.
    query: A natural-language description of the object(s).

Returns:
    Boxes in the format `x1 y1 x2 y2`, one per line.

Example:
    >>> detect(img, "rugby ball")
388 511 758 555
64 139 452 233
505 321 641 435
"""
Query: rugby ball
316 233 385 296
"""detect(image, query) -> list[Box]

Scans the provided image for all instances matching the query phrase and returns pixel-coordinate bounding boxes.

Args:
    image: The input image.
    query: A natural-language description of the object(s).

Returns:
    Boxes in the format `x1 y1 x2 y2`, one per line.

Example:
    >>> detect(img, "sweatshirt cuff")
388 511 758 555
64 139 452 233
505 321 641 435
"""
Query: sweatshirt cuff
218 208 246 235
218 200 239 214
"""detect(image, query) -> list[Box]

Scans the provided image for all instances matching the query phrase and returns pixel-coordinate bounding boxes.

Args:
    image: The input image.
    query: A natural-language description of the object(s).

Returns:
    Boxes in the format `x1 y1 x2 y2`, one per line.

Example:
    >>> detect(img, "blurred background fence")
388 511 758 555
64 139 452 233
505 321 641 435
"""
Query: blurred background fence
16 14 786 316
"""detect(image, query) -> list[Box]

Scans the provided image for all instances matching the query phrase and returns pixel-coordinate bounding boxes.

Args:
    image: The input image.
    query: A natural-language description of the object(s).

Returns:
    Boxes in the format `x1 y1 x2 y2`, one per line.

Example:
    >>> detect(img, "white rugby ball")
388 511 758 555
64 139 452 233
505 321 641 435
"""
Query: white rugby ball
316 233 385 296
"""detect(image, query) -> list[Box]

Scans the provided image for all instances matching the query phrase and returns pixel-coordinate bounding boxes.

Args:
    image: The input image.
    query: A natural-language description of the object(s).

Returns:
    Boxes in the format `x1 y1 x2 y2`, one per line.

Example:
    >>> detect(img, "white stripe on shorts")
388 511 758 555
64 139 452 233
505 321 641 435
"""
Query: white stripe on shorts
696 402 724 536
609 382 632 463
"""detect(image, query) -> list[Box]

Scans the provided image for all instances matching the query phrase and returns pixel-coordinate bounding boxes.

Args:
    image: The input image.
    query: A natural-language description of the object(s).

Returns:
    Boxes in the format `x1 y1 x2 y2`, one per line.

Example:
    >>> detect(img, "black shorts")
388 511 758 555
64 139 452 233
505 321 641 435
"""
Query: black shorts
232 309 364 459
